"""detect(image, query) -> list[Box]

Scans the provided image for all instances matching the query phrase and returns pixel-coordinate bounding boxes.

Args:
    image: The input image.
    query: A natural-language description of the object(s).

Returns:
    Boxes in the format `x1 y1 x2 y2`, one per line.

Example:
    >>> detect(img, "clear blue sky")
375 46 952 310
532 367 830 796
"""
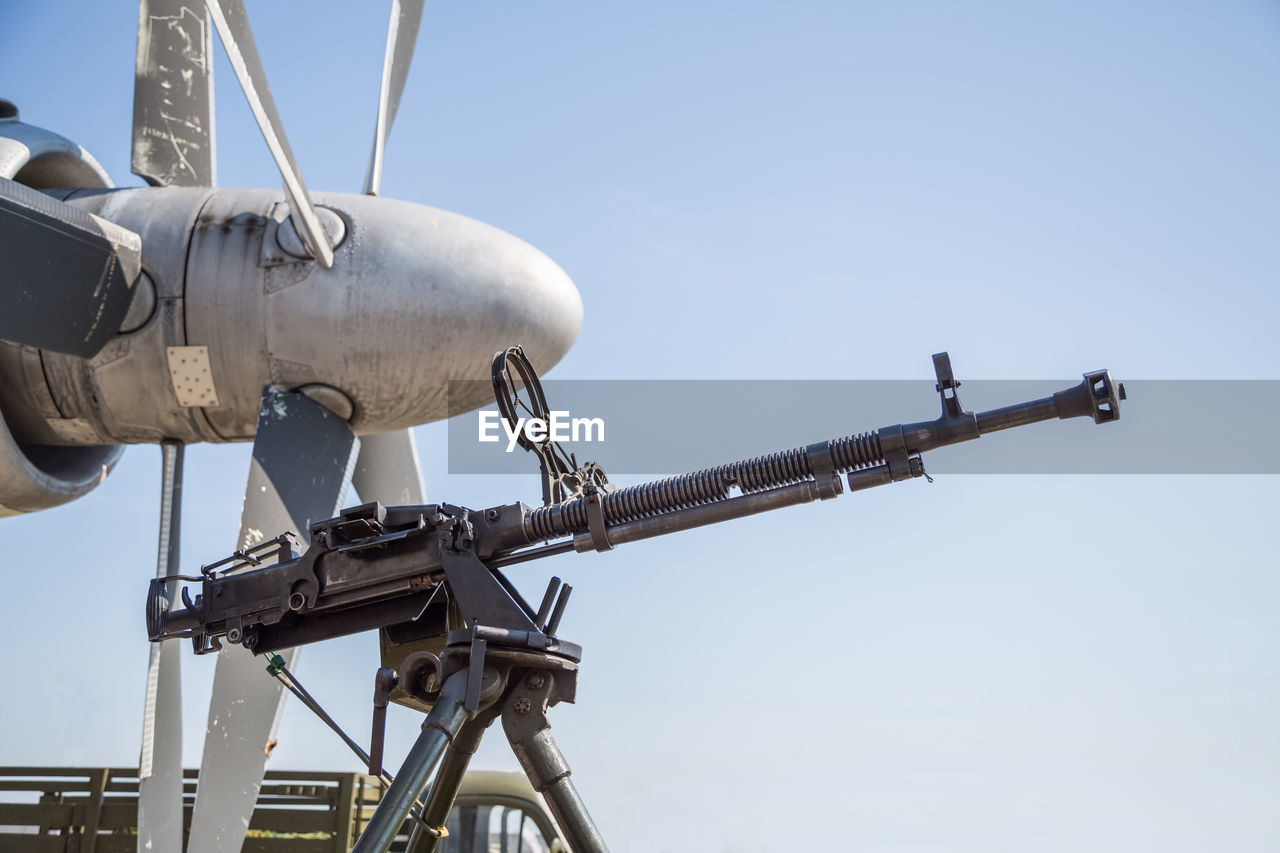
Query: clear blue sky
2 2 1278 851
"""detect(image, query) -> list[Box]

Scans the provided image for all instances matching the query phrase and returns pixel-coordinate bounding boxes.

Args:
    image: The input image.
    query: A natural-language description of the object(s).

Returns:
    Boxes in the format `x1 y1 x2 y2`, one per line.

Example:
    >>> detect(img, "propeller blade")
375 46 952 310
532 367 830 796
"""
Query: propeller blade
203 0 334 268
132 0 216 187
352 427 429 725
0 176 141 358
353 428 426 505
188 387 358 853
362 0 425 196
138 441 186 853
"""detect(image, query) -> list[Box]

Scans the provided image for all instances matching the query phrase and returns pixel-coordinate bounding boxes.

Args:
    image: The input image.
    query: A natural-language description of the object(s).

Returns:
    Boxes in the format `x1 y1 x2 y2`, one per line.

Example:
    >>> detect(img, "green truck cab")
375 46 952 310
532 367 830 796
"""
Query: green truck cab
440 770 565 853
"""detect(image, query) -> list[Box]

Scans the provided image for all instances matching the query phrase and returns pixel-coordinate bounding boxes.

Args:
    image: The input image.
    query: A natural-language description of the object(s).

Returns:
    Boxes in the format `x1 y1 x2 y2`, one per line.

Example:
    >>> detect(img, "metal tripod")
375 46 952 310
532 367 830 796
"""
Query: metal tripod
353 633 609 853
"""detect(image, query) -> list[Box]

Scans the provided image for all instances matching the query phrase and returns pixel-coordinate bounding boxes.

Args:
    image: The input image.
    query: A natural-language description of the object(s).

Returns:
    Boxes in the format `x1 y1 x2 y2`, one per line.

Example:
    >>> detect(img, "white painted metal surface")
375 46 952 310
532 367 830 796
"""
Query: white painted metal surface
166 345 221 407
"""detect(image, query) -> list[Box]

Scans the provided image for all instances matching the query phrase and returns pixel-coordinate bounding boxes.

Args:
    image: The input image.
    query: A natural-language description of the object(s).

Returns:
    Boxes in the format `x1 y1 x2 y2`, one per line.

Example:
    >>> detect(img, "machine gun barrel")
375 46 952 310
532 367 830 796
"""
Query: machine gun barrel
527 359 1124 552
145 353 1123 656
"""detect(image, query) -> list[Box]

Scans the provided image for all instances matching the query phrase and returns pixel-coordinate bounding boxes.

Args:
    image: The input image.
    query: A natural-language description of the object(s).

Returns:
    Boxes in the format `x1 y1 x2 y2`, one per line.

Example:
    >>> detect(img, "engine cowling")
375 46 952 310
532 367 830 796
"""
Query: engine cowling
0 384 123 517
0 104 124 516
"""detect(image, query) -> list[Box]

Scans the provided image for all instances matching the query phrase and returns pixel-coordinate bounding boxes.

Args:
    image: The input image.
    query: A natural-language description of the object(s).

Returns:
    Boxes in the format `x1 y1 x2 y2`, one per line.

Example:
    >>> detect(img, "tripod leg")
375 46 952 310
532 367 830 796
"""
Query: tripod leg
353 669 472 853
407 714 494 853
502 673 610 853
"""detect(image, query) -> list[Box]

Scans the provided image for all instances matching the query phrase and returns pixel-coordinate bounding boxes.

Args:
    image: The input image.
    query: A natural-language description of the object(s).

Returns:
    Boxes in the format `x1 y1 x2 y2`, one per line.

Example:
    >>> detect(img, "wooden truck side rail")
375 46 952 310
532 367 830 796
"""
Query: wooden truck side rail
0 767 389 853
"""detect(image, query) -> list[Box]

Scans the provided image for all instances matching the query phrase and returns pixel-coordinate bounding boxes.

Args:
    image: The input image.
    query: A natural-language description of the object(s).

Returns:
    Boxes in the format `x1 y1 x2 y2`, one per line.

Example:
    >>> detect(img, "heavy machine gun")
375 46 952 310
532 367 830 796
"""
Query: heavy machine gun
147 349 1124 853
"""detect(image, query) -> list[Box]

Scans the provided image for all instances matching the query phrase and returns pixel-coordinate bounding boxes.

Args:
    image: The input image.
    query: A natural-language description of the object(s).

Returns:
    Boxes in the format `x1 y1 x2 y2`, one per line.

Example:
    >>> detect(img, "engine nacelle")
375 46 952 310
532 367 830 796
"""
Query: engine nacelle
0 101 114 189
0 382 123 517
0 106 582 517
0 104 124 516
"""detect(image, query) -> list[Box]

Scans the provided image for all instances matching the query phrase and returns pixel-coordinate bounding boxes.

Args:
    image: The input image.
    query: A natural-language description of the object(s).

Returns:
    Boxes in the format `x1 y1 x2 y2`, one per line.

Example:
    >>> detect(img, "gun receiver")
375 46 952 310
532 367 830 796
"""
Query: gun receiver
147 351 1123 662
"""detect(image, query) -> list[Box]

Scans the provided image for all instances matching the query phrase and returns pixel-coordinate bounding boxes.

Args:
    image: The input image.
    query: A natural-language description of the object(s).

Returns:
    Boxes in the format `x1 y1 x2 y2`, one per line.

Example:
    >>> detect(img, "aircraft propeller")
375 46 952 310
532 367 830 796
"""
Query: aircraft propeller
129 1 431 850
365 1 426 197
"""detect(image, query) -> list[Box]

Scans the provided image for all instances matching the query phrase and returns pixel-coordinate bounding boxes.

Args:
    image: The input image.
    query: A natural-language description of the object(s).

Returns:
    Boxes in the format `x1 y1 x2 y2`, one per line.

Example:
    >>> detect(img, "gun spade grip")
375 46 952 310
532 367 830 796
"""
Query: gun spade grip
146 578 169 640
147 578 201 640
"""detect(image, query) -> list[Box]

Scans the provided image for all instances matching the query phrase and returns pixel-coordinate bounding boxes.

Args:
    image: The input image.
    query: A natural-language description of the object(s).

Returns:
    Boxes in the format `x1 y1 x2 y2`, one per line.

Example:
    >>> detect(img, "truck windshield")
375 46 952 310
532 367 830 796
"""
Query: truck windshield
438 803 551 853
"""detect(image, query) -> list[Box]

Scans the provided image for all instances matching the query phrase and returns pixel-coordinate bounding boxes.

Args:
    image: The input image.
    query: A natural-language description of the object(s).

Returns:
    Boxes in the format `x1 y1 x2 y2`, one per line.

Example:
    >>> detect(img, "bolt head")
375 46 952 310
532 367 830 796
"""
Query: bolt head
526 673 546 690
512 696 532 715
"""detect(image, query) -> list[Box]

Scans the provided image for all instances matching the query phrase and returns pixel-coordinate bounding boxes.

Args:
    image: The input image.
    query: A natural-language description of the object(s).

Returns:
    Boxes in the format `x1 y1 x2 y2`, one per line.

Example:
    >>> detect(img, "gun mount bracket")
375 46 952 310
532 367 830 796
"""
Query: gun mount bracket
582 482 613 551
